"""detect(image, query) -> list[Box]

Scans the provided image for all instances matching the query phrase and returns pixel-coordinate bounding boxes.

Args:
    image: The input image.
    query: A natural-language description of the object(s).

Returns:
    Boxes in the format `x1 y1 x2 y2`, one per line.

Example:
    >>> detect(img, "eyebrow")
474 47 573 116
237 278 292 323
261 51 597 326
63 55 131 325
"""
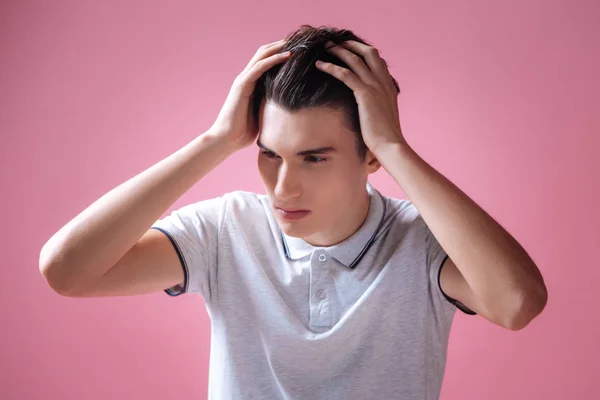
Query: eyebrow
257 139 337 156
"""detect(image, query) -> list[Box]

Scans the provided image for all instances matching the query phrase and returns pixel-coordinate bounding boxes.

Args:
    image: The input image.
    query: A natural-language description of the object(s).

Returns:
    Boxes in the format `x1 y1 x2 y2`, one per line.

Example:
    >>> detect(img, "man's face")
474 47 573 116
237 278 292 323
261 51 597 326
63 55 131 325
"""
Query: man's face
257 100 378 245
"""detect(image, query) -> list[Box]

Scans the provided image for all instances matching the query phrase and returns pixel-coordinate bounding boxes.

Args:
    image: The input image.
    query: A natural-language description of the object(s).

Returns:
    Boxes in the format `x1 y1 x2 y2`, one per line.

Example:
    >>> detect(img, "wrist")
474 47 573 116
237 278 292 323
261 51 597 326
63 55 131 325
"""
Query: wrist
201 129 242 155
371 139 411 160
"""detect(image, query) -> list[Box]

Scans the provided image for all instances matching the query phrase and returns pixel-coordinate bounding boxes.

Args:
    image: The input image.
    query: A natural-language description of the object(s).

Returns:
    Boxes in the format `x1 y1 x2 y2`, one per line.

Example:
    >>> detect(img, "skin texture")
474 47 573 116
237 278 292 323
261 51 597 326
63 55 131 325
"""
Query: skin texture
256 99 381 247
252 38 547 330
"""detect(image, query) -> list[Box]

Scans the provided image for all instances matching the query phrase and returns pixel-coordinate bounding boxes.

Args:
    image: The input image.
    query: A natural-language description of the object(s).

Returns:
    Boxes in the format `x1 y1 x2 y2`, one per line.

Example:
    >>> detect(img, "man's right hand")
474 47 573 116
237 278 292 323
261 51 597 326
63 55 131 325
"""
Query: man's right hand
208 39 292 151
39 40 295 297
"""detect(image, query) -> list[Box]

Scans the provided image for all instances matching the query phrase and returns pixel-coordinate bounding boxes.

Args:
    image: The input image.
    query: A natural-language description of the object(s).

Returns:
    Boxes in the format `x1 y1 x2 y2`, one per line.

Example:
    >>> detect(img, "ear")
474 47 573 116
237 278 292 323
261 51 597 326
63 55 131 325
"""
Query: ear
364 150 381 174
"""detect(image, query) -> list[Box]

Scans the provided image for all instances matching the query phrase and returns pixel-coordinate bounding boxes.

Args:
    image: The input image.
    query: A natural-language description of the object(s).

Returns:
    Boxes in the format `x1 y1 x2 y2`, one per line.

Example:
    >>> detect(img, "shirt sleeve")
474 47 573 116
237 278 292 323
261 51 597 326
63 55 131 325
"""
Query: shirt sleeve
422 215 477 316
150 195 227 301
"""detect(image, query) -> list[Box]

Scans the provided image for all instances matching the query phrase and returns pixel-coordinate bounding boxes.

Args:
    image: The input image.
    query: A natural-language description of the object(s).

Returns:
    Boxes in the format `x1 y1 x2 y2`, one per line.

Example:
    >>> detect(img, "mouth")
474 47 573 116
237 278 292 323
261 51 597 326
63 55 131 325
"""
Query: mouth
277 207 310 213
275 207 311 221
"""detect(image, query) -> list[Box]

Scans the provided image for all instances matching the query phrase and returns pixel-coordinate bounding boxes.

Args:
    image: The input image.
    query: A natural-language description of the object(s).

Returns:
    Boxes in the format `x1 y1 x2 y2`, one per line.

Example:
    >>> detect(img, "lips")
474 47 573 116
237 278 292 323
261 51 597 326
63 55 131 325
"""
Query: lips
276 207 311 221
278 207 310 213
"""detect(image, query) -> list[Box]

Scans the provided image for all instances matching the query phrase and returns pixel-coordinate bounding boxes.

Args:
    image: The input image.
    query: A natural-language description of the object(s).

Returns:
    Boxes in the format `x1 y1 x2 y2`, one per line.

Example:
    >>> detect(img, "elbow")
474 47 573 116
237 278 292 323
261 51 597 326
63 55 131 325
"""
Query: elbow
39 243 78 296
40 252 78 297
39 246 62 295
40 262 74 296
505 283 548 331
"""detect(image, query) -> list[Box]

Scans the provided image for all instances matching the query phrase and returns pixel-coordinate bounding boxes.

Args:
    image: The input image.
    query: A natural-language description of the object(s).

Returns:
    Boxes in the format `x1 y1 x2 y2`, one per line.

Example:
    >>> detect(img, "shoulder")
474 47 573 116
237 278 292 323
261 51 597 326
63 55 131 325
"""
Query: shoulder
219 190 270 213
376 193 434 249
165 190 267 227
380 193 422 227
181 190 266 212
213 190 274 228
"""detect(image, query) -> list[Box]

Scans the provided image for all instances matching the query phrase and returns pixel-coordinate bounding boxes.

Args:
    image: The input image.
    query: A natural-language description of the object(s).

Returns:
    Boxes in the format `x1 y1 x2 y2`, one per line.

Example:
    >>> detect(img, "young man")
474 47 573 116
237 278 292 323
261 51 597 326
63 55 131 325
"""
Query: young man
40 25 547 399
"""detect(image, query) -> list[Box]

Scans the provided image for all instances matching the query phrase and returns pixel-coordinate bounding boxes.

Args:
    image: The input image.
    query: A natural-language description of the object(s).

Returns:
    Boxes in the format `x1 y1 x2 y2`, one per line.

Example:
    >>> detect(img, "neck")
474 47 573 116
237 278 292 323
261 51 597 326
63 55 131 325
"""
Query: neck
303 189 371 247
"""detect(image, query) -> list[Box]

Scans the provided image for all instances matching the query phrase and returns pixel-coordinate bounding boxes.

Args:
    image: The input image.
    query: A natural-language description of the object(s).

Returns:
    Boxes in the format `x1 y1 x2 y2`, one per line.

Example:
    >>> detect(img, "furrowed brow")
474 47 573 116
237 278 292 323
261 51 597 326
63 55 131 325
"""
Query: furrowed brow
257 140 336 156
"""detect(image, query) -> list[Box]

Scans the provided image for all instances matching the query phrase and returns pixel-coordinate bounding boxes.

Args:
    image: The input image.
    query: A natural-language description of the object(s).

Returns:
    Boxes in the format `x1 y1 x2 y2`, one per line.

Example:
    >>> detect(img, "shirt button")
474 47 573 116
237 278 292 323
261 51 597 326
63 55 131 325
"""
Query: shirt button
316 290 326 299
318 254 327 262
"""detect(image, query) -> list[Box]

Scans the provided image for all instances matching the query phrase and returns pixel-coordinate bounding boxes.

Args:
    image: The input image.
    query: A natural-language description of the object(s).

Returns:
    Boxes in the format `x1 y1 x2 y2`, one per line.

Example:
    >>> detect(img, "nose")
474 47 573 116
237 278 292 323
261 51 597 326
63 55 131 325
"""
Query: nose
274 164 302 200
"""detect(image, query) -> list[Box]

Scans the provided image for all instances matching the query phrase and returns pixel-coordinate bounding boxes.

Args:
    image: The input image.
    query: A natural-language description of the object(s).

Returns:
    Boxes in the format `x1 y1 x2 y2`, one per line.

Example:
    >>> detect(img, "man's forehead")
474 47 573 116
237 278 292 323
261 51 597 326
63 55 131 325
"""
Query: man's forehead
258 103 353 148
260 101 347 132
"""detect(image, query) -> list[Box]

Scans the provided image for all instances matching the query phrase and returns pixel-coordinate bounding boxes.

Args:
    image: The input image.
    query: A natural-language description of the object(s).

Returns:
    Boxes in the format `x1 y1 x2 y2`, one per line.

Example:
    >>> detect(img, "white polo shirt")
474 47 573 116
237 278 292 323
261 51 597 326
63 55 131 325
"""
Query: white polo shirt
151 182 475 400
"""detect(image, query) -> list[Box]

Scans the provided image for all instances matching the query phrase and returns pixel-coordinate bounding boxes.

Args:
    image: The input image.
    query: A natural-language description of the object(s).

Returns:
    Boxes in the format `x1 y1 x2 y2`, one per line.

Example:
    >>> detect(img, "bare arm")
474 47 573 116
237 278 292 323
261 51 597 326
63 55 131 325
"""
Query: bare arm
39 131 235 295
39 38 293 297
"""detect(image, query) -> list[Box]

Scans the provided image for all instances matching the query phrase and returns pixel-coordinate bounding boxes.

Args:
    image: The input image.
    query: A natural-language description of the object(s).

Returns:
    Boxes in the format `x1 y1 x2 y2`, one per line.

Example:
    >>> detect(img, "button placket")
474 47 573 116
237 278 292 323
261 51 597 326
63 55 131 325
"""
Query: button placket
309 251 332 328
315 252 328 300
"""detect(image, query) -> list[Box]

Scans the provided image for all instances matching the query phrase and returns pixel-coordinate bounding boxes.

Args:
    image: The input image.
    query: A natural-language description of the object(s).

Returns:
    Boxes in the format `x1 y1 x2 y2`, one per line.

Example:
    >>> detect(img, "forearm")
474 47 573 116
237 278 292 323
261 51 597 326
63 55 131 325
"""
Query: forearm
39 130 236 293
375 142 547 312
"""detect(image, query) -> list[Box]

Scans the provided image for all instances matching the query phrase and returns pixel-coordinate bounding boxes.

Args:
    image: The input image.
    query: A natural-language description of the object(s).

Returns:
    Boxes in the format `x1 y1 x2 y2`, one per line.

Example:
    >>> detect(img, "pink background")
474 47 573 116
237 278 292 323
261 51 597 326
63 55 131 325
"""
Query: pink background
2 1 598 398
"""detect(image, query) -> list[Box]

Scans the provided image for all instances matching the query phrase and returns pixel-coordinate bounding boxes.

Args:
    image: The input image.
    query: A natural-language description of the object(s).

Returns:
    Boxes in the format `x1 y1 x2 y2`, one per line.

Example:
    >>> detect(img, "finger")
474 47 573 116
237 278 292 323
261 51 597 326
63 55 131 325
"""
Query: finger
243 41 288 73
244 51 291 84
264 39 287 49
324 41 379 88
338 41 397 98
315 60 366 93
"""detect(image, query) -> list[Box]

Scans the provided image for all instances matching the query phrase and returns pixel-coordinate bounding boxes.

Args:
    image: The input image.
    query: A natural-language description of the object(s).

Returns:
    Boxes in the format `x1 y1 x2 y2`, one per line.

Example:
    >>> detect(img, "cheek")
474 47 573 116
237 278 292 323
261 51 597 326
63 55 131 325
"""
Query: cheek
257 158 276 186
328 163 360 185
315 167 364 204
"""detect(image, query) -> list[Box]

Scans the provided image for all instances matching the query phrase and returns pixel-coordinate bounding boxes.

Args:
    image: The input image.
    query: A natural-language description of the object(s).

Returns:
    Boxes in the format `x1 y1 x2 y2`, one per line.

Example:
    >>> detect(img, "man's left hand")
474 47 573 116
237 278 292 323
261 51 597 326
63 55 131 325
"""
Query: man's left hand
315 40 406 155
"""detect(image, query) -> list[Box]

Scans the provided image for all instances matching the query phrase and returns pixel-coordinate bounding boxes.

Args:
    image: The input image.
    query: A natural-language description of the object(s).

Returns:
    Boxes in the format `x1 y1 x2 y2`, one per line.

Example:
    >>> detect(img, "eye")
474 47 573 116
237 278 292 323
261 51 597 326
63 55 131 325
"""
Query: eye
261 151 279 159
305 155 327 163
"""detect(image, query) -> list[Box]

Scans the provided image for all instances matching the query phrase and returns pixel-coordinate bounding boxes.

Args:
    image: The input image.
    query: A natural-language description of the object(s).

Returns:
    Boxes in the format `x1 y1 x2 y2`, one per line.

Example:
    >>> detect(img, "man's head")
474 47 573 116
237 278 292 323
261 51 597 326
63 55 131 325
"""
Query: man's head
251 25 400 245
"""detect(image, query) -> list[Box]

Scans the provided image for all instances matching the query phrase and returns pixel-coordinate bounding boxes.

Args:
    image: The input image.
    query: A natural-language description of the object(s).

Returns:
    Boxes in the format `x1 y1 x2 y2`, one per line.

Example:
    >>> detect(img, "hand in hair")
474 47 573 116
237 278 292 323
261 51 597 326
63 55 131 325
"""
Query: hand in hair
209 39 292 152
315 40 406 155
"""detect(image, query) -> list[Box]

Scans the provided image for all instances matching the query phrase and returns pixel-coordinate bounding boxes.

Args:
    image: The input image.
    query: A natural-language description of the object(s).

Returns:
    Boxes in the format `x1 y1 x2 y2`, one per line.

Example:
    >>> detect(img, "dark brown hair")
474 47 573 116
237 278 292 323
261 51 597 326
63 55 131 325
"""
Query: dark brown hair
250 24 400 161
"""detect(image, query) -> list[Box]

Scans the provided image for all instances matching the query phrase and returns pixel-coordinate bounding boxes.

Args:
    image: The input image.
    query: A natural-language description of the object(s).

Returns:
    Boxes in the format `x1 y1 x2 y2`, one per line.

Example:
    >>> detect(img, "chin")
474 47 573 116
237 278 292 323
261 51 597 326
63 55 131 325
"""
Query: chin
277 219 315 238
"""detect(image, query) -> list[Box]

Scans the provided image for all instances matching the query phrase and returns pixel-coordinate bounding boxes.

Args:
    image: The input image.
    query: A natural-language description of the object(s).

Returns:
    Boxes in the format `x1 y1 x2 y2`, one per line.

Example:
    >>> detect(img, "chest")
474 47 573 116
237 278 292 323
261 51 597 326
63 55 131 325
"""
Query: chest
215 228 430 334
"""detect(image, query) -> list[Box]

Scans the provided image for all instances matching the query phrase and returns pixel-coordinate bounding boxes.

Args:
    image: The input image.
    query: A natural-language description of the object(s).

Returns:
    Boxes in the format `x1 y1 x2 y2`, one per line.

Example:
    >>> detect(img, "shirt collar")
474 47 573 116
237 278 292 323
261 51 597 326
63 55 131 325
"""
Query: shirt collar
281 182 387 269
